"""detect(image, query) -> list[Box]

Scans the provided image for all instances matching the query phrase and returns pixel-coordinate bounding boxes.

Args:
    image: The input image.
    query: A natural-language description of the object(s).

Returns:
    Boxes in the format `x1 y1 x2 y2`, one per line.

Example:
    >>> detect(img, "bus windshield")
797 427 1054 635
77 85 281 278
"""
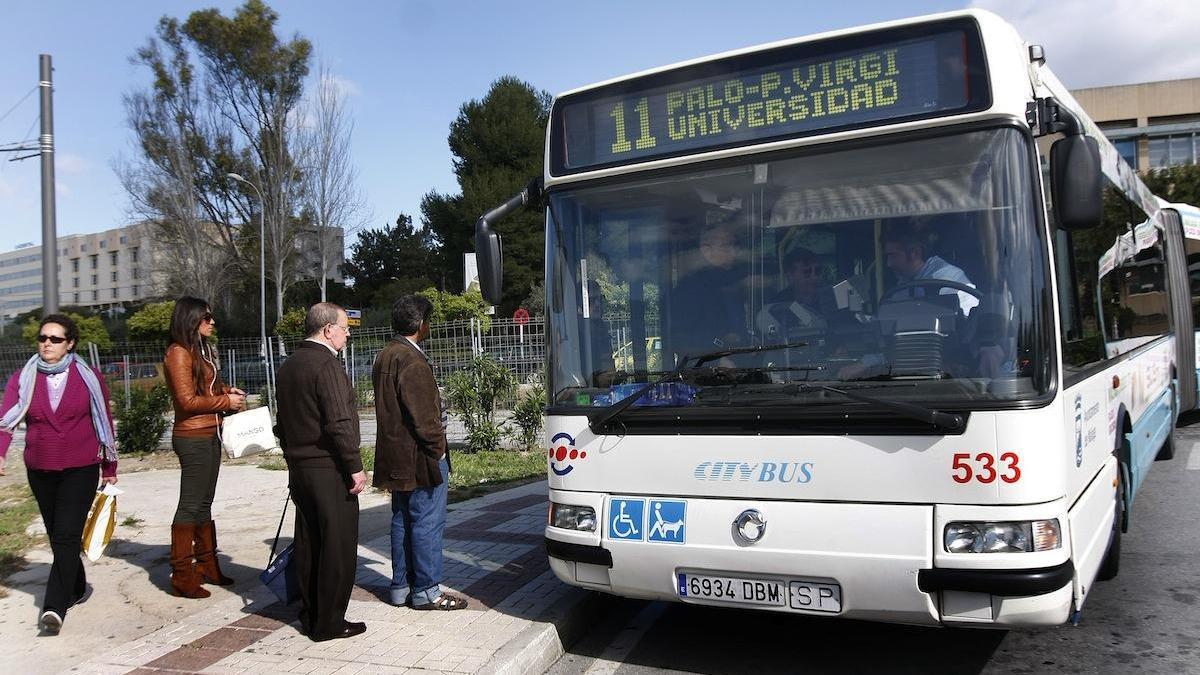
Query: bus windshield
546 127 1051 413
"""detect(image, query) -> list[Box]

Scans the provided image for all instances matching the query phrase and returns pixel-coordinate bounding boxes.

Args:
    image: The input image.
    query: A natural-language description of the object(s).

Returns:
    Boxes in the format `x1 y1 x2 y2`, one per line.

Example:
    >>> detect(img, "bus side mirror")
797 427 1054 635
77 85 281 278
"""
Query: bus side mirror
472 177 541 306
1050 135 1102 230
474 222 504 305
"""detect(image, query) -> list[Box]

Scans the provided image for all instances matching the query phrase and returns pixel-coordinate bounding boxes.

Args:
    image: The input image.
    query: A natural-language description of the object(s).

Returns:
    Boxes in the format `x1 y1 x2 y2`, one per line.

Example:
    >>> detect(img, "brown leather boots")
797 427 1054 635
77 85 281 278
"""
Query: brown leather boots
170 523 210 598
194 520 234 586
171 520 235 598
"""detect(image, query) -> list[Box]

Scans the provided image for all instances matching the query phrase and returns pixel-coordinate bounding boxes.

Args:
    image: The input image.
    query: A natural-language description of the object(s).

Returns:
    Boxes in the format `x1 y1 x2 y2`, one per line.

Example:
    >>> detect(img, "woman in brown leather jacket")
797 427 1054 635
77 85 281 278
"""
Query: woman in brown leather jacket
163 297 245 598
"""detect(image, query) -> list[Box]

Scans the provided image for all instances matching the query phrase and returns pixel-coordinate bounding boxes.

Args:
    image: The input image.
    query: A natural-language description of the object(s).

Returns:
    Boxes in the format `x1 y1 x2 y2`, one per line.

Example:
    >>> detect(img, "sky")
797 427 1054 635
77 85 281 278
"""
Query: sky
1 0 1198 254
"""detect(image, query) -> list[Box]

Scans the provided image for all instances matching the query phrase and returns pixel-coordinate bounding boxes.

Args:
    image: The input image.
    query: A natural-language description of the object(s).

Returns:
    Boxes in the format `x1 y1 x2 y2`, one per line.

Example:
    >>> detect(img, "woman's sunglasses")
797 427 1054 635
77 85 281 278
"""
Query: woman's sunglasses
200 313 215 323
37 334 68 344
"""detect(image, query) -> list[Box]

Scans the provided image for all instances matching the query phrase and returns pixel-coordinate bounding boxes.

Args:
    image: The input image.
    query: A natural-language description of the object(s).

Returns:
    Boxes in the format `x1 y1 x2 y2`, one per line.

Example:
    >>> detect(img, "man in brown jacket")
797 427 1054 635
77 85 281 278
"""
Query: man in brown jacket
275 302 368 640
372 295 467 610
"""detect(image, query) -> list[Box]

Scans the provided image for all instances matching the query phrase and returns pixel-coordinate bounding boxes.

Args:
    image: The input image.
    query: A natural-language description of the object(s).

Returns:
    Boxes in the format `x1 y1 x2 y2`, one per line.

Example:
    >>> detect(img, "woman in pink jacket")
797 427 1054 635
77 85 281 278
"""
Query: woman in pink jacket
0 314 117 635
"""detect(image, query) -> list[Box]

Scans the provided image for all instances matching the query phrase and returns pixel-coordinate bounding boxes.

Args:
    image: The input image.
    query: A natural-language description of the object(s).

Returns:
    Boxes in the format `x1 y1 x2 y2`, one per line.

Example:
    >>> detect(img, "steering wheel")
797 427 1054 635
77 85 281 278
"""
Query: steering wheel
880 279 983 303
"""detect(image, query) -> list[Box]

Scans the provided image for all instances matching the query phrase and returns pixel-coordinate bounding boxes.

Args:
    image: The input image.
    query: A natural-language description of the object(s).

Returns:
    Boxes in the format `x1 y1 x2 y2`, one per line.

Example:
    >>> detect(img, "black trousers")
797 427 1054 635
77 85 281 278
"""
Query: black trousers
27 463 99 616
288 466 359 636
172 434 221 523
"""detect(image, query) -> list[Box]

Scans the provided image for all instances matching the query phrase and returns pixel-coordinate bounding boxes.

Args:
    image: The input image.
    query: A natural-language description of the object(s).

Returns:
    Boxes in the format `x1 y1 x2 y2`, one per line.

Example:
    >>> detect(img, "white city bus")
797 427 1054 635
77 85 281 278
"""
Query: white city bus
475 9 1185 627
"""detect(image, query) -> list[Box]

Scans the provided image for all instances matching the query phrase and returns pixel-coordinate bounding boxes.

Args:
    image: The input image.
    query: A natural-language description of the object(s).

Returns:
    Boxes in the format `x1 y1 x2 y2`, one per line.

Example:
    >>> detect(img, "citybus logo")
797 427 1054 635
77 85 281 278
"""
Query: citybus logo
549 432 587 476
693 461 814 484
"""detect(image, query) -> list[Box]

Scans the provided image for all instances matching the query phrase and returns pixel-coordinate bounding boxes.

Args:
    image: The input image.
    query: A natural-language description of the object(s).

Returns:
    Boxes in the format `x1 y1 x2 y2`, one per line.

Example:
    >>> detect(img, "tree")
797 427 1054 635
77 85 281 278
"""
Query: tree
342 214 436 304
183 1 312 327
274 306 306 336
300 62 369 301
120 15 244 301
1143 164 1200 206
421 77 551 313
122 0 313 331
127 301 176 343
23 313 112 351
417 287 492 331
521 278 545 316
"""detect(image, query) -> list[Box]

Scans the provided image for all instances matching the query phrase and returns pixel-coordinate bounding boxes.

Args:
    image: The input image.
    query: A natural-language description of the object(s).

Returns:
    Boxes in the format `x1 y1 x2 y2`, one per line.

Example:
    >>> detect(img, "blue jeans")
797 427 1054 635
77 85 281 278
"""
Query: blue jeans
389 456 449 606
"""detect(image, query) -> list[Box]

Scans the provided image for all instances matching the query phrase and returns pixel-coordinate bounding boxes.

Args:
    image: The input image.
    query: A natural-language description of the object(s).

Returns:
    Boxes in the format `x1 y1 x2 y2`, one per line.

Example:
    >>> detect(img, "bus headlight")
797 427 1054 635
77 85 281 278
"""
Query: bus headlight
943 519 1060 553
551 503 597 532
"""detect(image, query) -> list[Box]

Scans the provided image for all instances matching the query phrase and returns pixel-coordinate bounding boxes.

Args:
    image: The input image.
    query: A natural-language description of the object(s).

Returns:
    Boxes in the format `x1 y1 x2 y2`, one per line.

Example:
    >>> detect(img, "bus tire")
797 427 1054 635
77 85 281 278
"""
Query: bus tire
1096 469 1123 582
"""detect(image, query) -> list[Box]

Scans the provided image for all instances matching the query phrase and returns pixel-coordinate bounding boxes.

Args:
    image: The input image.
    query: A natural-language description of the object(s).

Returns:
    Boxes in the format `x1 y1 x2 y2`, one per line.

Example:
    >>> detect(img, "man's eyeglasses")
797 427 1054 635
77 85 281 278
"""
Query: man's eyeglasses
201 313 215 323
327 323 351 334
37 334 68 344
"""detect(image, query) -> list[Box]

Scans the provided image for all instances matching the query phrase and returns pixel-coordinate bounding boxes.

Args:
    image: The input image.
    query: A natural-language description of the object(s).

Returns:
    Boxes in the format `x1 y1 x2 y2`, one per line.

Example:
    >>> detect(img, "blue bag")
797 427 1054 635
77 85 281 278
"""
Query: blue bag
259 492 300 605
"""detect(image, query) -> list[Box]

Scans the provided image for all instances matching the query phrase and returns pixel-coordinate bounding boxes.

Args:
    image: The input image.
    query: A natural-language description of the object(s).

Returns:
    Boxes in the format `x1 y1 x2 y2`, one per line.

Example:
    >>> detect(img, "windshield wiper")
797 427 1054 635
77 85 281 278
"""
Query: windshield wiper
586 341 808 433
692 340 809 367
815 384 964 431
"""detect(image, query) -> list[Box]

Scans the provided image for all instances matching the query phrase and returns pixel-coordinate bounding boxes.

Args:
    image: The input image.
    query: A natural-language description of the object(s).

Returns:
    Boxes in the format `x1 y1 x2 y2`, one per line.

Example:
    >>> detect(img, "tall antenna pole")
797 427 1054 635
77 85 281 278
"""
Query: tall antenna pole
39 54 59 314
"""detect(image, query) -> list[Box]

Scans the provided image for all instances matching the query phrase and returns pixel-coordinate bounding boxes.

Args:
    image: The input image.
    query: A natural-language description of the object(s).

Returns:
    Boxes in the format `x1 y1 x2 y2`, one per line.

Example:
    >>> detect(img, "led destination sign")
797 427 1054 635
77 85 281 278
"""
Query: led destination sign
552 20 988 174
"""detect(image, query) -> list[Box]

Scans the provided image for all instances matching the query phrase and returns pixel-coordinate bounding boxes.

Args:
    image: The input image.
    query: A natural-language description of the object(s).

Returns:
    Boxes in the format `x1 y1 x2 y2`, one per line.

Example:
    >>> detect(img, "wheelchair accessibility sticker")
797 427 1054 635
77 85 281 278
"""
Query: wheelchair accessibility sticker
609 498 645 541
647 500 687 544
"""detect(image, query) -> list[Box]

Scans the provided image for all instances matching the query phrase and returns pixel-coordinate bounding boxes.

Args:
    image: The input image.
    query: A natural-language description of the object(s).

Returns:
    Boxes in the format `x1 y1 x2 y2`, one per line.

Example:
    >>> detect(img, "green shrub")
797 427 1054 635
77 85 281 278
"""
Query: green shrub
508 379 546 451
465 422 506 454
445 353 517 452
113 383 171 455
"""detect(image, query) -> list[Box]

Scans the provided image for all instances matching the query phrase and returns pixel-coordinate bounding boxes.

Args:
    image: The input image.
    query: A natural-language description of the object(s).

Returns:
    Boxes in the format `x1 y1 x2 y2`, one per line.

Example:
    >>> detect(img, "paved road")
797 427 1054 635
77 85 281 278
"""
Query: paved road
549 417 1200 675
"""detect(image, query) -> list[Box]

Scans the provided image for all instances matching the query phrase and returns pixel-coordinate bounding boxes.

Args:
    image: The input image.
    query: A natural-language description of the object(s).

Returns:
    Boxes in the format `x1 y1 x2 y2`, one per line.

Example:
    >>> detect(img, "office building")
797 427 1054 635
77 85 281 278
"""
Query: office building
0 222 160 318
1071 77 1200 172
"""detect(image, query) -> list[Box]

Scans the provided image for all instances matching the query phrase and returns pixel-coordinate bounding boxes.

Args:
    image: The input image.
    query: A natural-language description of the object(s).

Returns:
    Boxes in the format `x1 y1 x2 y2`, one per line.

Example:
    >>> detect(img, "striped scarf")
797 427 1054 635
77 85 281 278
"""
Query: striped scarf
1 353 117 463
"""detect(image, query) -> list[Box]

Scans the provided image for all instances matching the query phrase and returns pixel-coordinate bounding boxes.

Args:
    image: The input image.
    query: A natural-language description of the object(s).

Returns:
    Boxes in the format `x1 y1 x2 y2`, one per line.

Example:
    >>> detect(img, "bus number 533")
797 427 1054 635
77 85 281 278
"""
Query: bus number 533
952 452 1021 484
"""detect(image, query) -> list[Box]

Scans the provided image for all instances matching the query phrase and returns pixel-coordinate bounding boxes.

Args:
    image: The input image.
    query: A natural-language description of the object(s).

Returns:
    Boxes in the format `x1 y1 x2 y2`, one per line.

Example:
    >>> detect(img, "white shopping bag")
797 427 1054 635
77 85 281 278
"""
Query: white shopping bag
221 406 279 459
82 484 122 562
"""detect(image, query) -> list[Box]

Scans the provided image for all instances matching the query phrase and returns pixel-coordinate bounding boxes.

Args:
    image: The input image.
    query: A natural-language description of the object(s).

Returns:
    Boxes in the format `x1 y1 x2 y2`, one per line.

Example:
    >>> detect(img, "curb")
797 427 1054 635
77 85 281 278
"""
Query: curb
481 578 615 675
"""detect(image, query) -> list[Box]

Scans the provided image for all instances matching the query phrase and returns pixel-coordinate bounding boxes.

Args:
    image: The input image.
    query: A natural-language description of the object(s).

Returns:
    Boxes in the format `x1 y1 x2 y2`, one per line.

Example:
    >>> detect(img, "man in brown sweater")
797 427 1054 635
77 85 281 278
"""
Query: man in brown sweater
373 295 466 610
275 302 367 640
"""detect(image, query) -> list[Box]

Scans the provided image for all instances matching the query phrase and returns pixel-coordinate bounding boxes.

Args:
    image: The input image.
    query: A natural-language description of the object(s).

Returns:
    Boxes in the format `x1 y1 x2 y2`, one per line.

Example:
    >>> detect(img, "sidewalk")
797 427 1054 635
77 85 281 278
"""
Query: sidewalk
0 465 592 674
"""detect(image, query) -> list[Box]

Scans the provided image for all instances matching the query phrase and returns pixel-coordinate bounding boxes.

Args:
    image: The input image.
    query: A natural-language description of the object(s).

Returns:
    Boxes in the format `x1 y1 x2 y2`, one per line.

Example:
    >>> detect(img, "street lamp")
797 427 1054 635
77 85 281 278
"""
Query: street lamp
226 172 273 410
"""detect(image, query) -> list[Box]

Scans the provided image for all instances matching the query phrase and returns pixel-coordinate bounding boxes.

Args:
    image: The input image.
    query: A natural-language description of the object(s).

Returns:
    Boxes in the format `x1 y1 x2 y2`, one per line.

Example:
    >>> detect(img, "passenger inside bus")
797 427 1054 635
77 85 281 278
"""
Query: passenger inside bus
757 245 855 342
672 220 751 361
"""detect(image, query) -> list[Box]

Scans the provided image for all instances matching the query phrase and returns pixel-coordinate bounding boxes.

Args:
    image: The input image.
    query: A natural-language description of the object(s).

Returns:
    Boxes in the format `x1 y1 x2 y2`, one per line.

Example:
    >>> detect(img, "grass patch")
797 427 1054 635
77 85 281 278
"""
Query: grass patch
256 447 373 474
121 515 144 528
0 483 41 589
447 450 546 501
257 446 545 502
258 457 288 471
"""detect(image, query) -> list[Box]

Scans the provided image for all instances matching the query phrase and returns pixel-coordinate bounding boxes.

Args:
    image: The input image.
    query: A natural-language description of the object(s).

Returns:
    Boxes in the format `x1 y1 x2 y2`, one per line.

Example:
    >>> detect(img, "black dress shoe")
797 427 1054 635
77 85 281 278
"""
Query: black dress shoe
309 621 366 642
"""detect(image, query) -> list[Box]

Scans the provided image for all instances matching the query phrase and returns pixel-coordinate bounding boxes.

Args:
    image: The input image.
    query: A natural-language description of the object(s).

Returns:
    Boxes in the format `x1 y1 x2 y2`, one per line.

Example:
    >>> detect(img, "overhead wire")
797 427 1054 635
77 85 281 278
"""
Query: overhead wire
0 86 38 127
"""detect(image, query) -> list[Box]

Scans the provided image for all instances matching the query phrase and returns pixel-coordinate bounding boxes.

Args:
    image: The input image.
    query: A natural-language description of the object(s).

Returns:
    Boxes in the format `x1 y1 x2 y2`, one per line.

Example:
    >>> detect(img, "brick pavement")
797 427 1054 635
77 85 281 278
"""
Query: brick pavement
76 481 583 675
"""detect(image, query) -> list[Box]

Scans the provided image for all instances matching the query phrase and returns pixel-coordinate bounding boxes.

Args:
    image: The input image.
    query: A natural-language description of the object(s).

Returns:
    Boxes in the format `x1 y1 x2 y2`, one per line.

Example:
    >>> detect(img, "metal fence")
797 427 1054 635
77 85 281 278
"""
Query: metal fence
0 316 547 409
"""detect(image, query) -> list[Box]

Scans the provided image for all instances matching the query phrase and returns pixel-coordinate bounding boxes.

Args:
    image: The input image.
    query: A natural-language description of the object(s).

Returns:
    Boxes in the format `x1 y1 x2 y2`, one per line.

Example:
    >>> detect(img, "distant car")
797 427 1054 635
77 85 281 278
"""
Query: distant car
104 362 164 391
612 336 662 372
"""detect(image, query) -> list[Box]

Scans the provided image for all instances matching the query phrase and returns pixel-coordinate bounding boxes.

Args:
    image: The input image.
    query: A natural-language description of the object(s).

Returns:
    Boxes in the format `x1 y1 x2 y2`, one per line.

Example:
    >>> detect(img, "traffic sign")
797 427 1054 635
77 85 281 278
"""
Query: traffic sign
346 308 362 327
513 307 530 326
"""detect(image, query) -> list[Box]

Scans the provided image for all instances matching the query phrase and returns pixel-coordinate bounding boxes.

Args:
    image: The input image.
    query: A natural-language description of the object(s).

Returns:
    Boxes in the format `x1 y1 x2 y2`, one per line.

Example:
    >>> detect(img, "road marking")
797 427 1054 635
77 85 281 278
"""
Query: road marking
583 601 668 675
1188 441 1200 471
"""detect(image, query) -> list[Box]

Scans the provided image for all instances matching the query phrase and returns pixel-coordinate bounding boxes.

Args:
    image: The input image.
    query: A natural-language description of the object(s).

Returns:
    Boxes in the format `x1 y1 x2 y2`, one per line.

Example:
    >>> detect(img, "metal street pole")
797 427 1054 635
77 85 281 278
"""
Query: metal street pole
227 173 272 409
39 54 58 314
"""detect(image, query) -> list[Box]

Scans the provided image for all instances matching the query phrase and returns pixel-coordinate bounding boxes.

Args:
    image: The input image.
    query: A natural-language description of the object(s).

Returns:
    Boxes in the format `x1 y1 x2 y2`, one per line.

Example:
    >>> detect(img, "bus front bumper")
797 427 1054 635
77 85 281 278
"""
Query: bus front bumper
545 490 1074 627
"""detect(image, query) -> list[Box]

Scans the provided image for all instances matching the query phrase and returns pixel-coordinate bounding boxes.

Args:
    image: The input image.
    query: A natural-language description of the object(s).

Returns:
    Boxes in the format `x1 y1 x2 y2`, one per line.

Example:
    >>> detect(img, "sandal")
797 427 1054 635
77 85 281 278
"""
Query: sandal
412 593 468 611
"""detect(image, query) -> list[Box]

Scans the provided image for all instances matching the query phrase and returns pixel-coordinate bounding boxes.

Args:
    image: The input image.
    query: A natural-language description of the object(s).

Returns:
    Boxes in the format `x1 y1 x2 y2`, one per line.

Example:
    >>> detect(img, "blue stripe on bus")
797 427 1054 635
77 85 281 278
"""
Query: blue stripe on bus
1127 388 1174 503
